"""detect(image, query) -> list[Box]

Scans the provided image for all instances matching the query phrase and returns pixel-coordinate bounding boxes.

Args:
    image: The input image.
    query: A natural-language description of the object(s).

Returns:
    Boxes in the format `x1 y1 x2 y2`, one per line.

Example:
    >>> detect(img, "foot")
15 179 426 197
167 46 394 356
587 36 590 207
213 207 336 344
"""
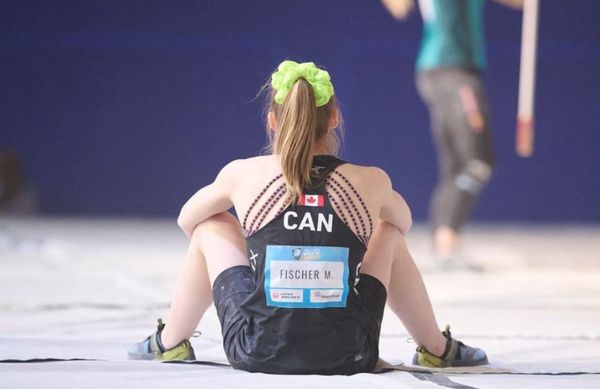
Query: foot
412 325 488 368
433 226 460 257
433 254 484 273
431 227 483 271
127 319 196 361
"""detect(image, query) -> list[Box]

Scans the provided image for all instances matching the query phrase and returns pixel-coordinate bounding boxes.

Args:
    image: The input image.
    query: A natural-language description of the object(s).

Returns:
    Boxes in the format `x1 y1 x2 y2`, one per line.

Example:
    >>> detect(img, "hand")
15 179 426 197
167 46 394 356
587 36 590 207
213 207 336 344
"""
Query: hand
492 0 524 10
381 0 415 20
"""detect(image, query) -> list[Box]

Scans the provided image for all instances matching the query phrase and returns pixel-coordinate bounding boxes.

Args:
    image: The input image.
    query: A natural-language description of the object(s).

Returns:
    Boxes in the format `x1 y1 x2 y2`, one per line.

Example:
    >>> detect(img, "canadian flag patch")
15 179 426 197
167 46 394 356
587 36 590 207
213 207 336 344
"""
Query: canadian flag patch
298 194 324 207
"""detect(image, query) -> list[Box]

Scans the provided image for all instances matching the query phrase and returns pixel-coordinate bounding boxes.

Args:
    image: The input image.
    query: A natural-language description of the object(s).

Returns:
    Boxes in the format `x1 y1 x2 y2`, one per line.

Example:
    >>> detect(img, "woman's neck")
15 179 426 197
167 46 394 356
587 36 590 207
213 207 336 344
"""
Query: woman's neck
270 144 333 158
313 143 333 156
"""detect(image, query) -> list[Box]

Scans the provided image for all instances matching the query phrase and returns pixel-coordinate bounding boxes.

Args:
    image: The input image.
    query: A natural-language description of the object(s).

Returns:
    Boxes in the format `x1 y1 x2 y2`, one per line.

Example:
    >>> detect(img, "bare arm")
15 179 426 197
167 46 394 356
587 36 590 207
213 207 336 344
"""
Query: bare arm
177 160 239 238
381 0 415 20
492 0 524 10
374 168 413 234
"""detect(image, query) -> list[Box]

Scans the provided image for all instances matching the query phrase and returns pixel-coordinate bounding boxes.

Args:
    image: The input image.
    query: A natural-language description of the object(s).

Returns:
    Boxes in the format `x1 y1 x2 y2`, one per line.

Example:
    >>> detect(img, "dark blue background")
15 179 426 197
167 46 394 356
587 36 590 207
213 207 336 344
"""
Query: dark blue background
1 1 599 221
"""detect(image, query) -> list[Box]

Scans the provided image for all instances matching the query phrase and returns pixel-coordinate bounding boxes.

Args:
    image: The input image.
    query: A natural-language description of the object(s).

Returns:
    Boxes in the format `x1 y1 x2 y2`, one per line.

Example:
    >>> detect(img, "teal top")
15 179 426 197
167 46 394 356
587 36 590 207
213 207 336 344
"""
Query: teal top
416 0 486 71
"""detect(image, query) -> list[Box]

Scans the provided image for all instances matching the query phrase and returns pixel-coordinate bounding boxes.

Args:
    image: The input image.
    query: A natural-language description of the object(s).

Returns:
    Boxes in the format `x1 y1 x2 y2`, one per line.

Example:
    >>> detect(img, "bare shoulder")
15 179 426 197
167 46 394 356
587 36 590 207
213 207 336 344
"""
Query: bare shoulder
335 162 392 189
218 155 279 179
222 155 273 168
340 163 412 232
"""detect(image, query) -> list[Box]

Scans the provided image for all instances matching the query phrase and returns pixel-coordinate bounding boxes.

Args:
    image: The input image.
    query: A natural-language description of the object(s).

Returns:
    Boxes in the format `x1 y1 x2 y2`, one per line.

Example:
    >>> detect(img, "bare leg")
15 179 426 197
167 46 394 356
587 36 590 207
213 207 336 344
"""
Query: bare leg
161 212 249 349
362 221 447 357
434 225 460 257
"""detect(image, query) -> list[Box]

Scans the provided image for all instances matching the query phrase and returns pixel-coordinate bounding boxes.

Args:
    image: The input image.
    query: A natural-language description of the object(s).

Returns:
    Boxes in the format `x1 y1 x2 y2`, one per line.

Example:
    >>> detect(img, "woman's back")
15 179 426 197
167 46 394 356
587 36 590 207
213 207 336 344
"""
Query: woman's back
217 154 389 374
226 154 390 241
129 60 487 374
172 61 411 373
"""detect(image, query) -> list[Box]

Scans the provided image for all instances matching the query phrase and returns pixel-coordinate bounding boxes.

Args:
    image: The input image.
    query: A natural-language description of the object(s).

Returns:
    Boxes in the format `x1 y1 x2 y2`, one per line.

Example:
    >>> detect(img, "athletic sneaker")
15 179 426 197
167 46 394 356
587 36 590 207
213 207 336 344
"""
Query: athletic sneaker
127 319 196 361
412 325 488 368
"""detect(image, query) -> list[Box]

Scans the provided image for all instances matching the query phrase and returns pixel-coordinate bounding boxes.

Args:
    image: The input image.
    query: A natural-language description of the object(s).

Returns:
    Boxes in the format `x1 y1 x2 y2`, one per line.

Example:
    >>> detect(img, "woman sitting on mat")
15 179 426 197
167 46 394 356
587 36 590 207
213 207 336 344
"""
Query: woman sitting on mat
128 60 487 374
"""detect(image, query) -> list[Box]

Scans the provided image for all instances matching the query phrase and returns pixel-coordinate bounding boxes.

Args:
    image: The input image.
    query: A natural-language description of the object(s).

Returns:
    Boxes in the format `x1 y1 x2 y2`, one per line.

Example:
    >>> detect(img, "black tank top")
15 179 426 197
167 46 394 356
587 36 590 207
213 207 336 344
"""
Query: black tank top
238 155 377 374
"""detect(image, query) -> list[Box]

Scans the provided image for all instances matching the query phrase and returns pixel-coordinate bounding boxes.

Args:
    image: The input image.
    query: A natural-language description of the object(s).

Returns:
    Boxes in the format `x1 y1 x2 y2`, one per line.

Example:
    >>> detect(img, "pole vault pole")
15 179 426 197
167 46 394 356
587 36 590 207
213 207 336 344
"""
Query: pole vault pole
516 0 540 157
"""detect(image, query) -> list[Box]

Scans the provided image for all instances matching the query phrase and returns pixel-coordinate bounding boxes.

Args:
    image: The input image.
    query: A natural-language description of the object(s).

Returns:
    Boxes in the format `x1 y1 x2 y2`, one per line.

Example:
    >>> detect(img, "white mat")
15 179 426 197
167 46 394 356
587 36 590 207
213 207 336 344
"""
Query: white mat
1 219 599 388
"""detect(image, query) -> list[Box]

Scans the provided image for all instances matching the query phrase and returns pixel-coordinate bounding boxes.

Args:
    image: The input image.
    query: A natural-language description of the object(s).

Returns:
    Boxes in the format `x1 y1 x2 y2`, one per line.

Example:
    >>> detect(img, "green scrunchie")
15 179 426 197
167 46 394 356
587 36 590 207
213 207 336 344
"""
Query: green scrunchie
271 60 334 107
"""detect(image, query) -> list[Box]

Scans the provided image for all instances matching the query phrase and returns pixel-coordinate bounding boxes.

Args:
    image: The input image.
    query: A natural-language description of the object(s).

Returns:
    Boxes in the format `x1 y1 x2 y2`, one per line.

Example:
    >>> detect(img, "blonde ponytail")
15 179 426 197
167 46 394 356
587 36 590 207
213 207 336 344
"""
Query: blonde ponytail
263 61 343 204
273 79 318 202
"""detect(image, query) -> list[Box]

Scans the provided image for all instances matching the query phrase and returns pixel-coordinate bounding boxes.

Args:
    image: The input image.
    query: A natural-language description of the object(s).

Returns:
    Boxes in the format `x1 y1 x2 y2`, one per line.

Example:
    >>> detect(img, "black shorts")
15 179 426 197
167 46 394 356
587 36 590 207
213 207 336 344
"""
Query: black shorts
212 265 387 374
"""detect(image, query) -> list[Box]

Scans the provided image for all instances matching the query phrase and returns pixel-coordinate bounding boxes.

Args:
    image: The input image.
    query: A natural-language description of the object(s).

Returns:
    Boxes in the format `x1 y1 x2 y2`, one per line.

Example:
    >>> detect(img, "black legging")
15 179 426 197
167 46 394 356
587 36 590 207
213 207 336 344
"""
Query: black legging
416 67 495 231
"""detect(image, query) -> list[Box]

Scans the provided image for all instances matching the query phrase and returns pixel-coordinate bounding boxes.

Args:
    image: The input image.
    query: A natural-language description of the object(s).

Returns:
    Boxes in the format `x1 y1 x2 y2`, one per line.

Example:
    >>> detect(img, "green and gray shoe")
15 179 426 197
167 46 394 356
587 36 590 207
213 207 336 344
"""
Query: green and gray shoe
413 325 488 368
127 319 196 361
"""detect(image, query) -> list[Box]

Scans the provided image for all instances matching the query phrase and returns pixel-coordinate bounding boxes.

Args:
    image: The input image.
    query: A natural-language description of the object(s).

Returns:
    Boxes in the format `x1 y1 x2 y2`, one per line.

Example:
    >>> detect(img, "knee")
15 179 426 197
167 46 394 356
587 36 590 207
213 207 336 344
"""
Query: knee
205 212 239 226
191 212 242 241
373 220 405 241
454 159 493 195
378 219 398 231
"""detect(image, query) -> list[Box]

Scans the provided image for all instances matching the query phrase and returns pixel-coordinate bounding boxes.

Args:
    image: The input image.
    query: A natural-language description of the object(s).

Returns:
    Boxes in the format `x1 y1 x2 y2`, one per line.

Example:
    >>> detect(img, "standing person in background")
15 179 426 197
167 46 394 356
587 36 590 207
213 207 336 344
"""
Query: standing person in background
382 0 523 268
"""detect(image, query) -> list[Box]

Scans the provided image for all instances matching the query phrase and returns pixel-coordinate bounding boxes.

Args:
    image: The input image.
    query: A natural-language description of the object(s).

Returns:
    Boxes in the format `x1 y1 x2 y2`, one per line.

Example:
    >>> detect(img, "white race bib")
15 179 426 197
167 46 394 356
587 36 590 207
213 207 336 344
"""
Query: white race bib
264 245 350 308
